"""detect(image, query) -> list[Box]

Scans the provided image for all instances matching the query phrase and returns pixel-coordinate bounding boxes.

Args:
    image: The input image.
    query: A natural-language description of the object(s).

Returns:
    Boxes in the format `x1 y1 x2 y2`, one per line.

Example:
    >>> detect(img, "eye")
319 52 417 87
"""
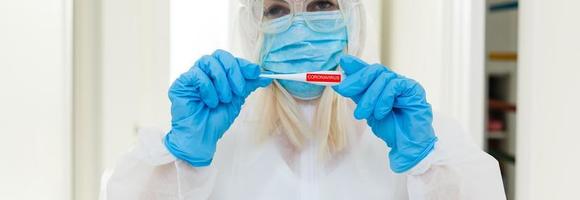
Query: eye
307 0 339 12
264 4 291 19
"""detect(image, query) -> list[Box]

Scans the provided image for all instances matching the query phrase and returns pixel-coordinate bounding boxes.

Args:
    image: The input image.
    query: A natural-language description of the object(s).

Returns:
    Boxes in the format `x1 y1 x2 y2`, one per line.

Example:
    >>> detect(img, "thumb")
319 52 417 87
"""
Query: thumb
255 70 274 88
241 77 272 98
339 55 369 75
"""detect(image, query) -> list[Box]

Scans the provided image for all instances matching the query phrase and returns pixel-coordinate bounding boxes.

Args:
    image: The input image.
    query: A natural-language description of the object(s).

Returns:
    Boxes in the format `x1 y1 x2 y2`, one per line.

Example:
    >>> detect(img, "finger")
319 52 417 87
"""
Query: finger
399 78 424 98
354 73 390 120
198 55 233 103
332 64 386 97
192 67 219 108
258 77 273 87
236 58 261 80
242 78 270 97
257 71 274 87
374 78 406 120
339 55 369 75
212 50 246 96
392 79 428 108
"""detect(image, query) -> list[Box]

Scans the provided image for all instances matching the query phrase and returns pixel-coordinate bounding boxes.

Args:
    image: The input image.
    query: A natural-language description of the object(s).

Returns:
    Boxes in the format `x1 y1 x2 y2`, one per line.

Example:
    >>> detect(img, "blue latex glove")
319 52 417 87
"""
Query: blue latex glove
164 50 272 167
333 55 438 173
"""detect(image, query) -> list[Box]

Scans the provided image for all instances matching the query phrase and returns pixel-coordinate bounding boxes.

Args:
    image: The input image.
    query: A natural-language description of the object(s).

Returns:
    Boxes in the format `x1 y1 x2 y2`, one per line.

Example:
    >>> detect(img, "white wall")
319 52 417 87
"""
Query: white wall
381 0 485 146
73 0 101 199
171 0 231 81
359 0 382 63
517 1 580 199
98 0 170 170
73 1 170 199
0 0 72 199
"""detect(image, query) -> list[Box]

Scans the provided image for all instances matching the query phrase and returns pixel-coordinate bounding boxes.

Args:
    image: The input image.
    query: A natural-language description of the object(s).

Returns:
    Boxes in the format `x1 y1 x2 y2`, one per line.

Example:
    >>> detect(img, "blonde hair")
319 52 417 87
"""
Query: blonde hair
253 77 357 159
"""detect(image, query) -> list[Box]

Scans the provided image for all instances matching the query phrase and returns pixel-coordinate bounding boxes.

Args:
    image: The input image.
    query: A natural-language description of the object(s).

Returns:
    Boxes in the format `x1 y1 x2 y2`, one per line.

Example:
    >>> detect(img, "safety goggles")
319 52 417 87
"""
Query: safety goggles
249 0 359 34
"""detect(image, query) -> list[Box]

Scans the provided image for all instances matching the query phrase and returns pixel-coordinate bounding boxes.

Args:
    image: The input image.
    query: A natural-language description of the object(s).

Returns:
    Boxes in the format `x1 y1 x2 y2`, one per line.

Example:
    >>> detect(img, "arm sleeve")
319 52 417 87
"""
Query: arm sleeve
404 115 507 200
99 128 219 200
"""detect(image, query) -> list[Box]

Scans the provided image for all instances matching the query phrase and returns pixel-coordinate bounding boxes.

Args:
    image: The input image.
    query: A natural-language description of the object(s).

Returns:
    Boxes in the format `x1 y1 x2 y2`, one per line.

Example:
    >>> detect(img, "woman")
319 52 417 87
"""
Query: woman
102 0 506 199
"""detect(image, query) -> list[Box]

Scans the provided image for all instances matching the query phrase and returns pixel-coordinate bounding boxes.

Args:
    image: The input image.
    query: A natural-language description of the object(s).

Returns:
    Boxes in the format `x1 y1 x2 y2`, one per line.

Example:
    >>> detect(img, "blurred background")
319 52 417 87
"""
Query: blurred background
0 0 579 199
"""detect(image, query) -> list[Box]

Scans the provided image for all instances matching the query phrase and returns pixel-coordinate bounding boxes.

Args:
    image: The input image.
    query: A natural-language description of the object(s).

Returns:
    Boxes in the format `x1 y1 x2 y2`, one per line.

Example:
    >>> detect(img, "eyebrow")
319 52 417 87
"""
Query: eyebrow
266 0 289 8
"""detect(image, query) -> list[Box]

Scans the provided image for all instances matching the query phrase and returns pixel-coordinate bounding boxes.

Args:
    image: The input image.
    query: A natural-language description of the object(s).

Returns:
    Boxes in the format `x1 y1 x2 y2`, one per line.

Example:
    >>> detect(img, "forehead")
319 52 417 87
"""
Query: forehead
263 0 301 4
263 0 339 4
267 0 302 2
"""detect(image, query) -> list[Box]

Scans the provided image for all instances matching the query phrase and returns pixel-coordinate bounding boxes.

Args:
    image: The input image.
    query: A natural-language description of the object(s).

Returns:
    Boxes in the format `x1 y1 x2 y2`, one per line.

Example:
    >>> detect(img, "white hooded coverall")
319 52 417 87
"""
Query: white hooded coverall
101 100 506 200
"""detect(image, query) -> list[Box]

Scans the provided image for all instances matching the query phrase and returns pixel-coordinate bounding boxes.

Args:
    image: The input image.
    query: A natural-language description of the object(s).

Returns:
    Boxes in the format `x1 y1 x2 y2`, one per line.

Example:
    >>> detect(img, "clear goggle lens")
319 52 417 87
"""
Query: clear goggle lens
252 0 350 34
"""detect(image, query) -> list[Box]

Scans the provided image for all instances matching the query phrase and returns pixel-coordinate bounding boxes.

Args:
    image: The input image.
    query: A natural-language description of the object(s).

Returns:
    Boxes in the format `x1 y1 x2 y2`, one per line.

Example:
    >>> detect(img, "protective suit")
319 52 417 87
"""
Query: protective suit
100 0 506 199
102 105 505 200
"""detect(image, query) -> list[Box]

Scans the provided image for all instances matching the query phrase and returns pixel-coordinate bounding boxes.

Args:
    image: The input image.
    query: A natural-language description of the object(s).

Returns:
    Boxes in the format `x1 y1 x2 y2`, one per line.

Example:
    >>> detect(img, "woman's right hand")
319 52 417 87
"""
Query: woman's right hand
164 49 272 167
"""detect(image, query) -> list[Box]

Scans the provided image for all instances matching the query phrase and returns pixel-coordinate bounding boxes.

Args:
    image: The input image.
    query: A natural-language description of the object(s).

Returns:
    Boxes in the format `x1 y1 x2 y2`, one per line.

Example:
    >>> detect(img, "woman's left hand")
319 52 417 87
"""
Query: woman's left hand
332 55 438 173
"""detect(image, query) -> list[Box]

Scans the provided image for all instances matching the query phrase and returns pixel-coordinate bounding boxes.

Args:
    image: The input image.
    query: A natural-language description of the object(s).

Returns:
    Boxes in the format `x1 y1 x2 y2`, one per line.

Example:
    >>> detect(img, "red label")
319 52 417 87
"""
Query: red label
306 73 342 83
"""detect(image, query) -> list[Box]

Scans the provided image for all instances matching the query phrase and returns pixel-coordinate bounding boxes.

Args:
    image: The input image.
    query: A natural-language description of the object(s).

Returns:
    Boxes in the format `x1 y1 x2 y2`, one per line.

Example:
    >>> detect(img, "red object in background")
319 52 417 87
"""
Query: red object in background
488 99 517 112
488 119 504 132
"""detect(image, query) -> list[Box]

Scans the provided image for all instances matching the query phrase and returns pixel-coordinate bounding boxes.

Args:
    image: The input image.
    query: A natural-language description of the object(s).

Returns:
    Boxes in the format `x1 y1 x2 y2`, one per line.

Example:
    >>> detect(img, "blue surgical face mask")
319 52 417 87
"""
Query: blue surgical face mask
260 11 348 100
